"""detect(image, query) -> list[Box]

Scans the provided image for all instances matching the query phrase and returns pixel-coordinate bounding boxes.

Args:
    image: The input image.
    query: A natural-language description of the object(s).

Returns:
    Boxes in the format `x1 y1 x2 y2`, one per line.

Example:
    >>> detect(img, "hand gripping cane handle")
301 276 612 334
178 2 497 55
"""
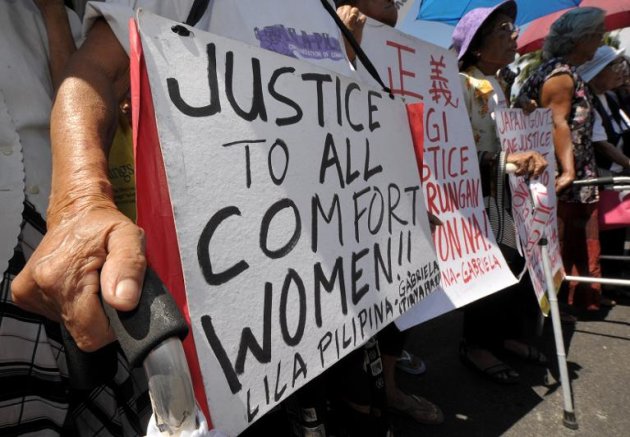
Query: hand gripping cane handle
104 267 189 367
62 267 189 389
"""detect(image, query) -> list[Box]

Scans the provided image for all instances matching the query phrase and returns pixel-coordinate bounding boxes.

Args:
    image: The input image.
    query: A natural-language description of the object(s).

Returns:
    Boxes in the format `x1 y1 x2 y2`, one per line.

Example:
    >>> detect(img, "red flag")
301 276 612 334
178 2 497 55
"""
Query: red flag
406 103 425 179
129 18 212 424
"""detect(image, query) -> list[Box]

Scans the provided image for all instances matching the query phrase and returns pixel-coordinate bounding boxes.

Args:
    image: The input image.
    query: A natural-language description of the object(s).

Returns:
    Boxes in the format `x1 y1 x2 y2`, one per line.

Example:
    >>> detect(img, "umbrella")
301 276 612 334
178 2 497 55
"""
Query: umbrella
518 0 630 54
417 0 580 27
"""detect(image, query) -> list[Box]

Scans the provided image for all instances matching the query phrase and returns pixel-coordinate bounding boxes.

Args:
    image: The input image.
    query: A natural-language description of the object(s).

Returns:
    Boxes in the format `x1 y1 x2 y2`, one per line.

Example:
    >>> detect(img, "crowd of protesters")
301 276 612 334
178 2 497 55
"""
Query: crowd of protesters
1 0 630 436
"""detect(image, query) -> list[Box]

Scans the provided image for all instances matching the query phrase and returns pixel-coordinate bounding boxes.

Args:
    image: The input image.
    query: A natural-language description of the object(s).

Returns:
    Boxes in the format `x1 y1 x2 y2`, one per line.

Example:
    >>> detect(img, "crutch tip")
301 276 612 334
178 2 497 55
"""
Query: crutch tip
563 411 578 430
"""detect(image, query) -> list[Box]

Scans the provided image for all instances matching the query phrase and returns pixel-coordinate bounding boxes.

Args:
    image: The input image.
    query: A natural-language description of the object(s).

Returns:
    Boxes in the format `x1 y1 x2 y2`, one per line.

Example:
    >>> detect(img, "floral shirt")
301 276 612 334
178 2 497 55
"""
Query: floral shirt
460 67 518 253
459 66 508 154
517 58 598 204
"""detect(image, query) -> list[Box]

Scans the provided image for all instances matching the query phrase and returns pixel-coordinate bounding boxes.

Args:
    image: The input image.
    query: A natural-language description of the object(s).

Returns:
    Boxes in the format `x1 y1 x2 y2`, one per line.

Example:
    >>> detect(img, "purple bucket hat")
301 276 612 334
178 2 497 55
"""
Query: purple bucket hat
452 0 517 61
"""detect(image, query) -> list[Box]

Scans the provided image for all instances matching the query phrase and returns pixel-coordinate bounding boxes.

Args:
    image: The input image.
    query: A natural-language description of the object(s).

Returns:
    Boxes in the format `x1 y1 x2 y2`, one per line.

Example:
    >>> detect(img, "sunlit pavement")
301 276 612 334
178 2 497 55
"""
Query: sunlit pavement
398 289 630 437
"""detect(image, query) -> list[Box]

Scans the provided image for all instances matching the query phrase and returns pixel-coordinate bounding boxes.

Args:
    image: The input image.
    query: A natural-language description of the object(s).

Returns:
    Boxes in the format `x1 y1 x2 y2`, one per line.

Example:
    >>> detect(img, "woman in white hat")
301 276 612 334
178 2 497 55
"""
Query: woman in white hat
578 45 630 305
579 45 630 175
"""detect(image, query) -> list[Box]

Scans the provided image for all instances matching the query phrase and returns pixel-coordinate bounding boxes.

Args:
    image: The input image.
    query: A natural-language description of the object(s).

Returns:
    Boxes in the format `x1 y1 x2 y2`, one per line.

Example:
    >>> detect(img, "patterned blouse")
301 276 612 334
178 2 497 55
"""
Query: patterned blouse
459 66 518 254
517 58 598 204
459 66 508 155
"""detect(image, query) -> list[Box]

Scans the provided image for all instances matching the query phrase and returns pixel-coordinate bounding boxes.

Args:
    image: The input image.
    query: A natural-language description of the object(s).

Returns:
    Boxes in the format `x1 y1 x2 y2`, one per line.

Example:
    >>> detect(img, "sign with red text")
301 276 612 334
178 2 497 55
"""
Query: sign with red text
357 19 517 328
496 108 563 311
138 11 439 435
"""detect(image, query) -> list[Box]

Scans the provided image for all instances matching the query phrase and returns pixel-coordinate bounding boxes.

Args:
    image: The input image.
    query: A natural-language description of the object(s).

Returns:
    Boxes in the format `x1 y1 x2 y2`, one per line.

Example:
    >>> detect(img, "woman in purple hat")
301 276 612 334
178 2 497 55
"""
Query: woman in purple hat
517 8 607 315
452 0 549 384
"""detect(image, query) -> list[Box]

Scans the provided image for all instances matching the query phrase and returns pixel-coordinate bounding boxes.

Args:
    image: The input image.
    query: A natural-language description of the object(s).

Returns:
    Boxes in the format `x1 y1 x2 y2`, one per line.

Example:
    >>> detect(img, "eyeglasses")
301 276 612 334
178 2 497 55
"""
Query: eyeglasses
493 21 519 36
610 59 628 74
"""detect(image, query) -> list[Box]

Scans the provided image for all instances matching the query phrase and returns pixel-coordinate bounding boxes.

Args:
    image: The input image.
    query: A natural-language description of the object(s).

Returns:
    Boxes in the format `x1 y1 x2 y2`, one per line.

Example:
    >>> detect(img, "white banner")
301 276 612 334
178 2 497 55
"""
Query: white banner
138 11 439 435
496 108 564 311
357 19 517 329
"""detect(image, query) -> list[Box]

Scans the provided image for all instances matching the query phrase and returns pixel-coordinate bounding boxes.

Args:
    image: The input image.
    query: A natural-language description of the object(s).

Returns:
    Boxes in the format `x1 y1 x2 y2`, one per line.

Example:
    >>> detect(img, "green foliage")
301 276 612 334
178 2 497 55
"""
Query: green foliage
516 50 542 84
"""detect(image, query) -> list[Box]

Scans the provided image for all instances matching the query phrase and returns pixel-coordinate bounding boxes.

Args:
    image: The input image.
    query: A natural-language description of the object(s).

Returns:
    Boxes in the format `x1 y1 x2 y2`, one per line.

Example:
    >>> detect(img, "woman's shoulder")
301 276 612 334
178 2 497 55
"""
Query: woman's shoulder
533 58 579 84
546 59 575 75
459 67 494 97
521 59 575 94
458 66 480 84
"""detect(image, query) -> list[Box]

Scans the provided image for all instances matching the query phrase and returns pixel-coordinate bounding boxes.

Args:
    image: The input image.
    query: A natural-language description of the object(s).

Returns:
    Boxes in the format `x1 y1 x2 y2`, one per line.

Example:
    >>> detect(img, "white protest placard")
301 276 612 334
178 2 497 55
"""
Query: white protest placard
356 19 518 328
138 11 439 435
495 108 564 311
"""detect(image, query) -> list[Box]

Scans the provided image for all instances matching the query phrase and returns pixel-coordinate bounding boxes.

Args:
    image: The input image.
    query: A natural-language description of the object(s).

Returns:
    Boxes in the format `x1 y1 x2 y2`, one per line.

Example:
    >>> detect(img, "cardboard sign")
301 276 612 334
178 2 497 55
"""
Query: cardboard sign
356 19 517 328
137 11 439 435
495 108 564 310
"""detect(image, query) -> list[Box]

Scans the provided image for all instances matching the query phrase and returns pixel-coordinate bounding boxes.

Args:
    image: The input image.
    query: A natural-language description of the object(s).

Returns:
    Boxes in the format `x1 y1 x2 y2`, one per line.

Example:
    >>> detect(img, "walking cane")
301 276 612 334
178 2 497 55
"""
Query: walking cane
23 199 200 435
505 163 578 430
62 267 200 436
539 236 578 430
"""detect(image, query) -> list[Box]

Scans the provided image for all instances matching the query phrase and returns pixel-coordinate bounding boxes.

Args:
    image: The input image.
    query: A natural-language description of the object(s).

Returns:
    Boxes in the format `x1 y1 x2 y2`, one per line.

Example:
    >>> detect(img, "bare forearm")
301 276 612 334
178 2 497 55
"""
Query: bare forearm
594 141 630 169
48 75 118 225
11 18 145 352
47 19 130 226
553 122 575 176
541 74 576 181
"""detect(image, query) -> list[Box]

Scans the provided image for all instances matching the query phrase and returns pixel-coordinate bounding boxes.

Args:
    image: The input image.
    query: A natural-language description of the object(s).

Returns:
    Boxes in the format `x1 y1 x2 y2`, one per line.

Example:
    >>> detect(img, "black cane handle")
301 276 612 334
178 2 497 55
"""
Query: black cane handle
63 267 189 389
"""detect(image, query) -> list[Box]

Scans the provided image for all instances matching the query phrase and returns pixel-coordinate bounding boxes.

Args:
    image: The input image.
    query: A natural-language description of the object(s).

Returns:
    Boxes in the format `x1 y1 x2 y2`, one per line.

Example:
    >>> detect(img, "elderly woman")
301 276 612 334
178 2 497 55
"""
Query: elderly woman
452 0 548 384
579 45 630 174
578 46 630 302
517 8 606 313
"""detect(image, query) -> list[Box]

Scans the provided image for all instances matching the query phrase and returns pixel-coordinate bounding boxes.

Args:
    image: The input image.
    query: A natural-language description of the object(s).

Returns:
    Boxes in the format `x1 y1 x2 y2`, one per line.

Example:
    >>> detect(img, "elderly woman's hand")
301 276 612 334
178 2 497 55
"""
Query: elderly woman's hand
555 171 575 193
506 151 547 177
336 5 367 62
11 202 146 352
513 94 538 115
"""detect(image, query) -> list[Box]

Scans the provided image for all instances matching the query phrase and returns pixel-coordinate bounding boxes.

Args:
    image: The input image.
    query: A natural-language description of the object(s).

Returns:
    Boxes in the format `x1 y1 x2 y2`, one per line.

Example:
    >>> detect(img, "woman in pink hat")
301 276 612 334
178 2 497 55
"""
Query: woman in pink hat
452 0 548 384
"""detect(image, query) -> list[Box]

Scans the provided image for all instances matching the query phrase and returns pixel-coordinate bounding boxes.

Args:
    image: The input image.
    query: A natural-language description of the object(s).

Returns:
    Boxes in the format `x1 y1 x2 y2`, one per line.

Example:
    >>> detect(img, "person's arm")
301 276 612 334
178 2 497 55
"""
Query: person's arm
11 20 145 352
541 74 576 193
479 150 547 176
35 0 77 90
336 5 366 64
506 151 547 177
512 94 538 115
593 140 630 170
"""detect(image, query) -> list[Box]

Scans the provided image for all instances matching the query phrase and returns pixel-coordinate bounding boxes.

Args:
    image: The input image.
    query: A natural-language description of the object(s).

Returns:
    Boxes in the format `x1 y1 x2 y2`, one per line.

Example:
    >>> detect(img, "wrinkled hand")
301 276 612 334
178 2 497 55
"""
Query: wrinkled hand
336 5 367 62
506 151 547 177
555 171 575 193
11 203 146 352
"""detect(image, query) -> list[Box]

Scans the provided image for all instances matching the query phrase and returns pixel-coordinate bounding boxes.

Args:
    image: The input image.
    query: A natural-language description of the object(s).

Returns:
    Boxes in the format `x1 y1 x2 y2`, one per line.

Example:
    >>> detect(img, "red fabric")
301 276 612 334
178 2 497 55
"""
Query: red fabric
598 189 630 230
129 19 211 424
406 103 425 177
557 201 602 310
